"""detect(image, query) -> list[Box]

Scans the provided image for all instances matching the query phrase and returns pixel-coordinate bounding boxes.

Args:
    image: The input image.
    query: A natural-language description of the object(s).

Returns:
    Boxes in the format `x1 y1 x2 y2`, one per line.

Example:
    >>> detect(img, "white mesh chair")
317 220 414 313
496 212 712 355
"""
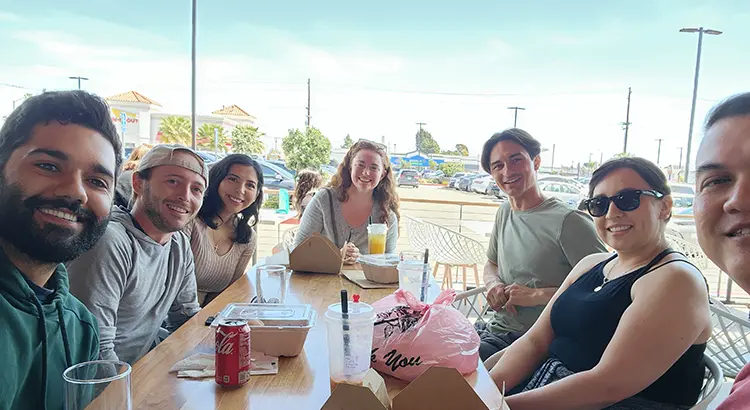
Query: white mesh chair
692 354 723 410
403 214 431 253
453 286 491 325
666 232 710 269
281 227 298 251
404 215 486 291
706 297 750 378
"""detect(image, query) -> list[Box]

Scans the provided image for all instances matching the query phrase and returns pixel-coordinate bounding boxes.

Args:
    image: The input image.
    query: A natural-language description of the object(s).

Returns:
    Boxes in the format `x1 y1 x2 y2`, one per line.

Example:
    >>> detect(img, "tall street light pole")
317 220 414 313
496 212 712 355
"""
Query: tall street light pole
655 138 664 165
677 147 684 169
507 106 525 127
69 76 88 89
680 26 722 183
190 0 198 150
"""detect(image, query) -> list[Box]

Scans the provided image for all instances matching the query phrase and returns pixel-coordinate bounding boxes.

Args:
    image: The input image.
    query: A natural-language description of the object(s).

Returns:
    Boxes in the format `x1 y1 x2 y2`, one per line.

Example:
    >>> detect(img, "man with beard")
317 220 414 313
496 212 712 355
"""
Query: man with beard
68 144 207 364
475 129 607 361
0 91 121 410
693 92 750 410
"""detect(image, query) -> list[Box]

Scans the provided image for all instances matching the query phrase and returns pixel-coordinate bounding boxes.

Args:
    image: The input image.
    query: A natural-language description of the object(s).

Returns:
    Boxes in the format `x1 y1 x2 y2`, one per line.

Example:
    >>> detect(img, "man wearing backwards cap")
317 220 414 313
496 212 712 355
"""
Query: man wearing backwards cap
68 144 208 364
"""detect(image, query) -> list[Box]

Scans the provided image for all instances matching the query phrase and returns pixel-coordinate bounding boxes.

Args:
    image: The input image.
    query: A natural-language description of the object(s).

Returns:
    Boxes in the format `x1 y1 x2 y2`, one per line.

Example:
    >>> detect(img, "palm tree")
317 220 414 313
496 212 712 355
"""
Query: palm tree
231 125 266 154
197 123 229 152
158 116 192 146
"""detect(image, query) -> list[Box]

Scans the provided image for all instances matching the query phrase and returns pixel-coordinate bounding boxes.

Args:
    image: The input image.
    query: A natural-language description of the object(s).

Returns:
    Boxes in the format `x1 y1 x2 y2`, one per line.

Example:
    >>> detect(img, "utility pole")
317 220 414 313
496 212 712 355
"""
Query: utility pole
599 151 604 166
507 106 525 127
655 138 664 165
677 147 684 168
306 78 311 129
68 76 89 90
680 27 722 183
273 137 280 150
588 153 593 163
622 87 632 153
550 144 556 171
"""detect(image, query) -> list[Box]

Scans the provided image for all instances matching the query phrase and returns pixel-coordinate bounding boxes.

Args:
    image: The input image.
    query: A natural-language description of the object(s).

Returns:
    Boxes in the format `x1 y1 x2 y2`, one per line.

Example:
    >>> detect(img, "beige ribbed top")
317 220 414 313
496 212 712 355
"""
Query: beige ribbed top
184 217 256 304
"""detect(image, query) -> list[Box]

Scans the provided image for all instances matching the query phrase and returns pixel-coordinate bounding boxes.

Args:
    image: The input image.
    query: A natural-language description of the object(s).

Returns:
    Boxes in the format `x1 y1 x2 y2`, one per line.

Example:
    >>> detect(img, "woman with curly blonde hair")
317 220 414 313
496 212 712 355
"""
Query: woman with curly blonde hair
294 169 323 217
116 143 153 209
294 140 400 264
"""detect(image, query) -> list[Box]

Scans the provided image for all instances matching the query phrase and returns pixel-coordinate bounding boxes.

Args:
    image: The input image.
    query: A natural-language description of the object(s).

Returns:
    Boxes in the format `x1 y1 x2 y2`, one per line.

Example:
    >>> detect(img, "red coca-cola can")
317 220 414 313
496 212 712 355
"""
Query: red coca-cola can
215 319 252 387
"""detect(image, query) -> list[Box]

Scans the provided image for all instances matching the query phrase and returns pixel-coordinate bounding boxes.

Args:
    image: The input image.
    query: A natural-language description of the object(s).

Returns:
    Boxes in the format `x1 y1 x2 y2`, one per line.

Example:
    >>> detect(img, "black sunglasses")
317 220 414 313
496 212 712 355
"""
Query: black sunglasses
584 189 664 217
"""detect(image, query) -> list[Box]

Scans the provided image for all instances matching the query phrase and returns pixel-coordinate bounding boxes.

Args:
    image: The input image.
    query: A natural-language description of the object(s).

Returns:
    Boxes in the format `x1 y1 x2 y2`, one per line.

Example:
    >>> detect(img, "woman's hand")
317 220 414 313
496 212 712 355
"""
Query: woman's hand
341 242 360 265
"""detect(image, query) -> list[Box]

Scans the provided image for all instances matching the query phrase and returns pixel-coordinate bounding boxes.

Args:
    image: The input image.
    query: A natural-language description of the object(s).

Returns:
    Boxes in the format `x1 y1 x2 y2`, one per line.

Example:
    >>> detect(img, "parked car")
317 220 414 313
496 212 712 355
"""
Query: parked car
257 160 295 191
458 173 480 191
422 170 444 180
196 151 220 164
488 181 507 199
320 165 338 174
669 183 695 210
471 175 493 194
539 175 585 190
540 182 585 207
397 169 420 188
269 160 296 177
449 172 468 188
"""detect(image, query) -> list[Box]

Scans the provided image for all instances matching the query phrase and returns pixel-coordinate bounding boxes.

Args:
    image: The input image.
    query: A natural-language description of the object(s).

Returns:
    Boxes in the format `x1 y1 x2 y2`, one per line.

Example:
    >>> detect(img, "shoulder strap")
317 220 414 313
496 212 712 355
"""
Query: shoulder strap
326 188 339 247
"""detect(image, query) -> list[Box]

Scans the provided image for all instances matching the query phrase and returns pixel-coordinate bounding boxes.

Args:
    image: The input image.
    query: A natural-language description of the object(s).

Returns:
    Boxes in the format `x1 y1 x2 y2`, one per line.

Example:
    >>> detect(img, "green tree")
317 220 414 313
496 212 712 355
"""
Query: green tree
341 134 355 149
399 159 412 169
428 159 438 170
197 124 230 152
282 127 332 171
231 125 266 154
455 144 469 156
612 152 635 159
158 116 192 146
415 128 440 154
438 161 464 177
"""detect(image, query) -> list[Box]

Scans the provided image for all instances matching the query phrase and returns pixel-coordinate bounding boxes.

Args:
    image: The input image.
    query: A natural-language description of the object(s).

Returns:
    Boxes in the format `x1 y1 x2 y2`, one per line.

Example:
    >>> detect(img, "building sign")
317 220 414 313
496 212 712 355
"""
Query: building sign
110 108 139 124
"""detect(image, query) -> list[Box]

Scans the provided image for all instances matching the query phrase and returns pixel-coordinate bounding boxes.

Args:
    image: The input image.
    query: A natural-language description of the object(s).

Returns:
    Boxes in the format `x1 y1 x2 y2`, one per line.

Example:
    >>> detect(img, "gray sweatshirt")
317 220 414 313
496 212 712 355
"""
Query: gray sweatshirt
67 207 201 364
294 188 399 253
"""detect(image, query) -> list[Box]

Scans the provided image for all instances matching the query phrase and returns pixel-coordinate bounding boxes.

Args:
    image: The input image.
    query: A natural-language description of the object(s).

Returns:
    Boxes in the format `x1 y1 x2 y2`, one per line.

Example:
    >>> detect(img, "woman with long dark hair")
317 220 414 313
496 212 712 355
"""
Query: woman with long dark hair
183 154 264 305
294 140 400 264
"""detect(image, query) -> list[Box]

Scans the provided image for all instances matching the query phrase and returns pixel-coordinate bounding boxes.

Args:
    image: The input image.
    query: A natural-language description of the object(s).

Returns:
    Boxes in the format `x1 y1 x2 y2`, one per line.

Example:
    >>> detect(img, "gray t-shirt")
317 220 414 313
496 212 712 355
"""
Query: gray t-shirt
294 188 399 253
486 197 606 334
67 207 201 364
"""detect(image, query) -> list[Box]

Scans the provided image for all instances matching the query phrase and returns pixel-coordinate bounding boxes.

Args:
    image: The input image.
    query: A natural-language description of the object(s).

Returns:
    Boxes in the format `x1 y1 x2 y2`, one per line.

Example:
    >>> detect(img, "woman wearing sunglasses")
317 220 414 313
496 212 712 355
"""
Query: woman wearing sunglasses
492 157 711 410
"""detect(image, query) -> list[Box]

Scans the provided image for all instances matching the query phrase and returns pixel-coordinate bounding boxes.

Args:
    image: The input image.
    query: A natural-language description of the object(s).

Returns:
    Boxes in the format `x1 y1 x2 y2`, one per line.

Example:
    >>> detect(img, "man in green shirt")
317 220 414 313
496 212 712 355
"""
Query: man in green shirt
0 91 122 410
476 129 607 361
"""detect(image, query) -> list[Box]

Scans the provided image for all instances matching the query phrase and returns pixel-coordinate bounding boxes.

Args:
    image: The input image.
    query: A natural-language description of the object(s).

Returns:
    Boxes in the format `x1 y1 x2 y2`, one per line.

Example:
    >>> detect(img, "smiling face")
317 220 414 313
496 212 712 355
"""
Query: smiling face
133 153 205 234
218 164 259 215
590 167 671 253
694 115 750 290
488 140 540 199
0 122 117 263
349 149 386 193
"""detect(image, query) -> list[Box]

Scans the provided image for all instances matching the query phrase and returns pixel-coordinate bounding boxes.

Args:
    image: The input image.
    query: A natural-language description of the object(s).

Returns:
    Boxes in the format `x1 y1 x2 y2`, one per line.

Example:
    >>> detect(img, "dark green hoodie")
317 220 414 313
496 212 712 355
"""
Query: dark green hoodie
0 247 99 410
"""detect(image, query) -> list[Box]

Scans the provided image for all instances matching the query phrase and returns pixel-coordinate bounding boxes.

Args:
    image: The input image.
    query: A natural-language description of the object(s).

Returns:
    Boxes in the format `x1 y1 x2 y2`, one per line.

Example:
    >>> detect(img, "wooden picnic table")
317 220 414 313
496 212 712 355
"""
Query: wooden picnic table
129 265 508 409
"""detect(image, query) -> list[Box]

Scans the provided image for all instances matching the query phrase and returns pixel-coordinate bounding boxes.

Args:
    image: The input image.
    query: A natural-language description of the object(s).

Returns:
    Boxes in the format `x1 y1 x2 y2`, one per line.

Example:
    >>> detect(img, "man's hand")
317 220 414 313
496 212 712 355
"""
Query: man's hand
503 284 558 315
487 283 508 311
341 242 360 265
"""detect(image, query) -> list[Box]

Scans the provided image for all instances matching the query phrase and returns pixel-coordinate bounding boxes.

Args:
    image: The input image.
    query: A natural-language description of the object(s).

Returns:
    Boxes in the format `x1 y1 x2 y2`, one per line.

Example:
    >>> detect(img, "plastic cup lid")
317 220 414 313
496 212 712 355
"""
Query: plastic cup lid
325 302 375 322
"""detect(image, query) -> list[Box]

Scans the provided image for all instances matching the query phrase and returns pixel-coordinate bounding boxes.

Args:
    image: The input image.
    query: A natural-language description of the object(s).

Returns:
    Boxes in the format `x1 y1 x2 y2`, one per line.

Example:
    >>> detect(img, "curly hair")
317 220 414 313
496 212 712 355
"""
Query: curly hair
327 140 400 225
294 169 323 215
123 143 154 171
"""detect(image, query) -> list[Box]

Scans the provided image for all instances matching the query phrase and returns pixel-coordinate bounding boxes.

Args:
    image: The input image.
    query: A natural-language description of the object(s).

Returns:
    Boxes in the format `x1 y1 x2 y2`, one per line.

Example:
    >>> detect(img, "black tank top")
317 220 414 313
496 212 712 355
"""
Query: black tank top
548 248 707 406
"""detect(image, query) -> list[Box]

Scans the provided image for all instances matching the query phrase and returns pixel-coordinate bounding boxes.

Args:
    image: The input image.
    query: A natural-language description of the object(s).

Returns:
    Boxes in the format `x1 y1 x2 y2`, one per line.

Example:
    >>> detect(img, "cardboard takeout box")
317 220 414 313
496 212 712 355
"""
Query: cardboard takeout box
289 233 343 274
321 367 496 410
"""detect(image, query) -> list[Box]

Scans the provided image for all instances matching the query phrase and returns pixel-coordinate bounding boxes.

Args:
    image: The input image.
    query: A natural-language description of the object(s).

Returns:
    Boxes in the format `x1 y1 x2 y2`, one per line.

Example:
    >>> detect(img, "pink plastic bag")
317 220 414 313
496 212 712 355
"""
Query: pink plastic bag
370 288 481 381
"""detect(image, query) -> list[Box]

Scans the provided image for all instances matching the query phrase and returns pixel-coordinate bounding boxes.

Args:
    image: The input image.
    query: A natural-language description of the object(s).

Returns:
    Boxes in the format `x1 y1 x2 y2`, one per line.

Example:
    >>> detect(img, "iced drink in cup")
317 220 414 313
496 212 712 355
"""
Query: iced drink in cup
398 260 430 299
367 223 387 254
325 294 376 391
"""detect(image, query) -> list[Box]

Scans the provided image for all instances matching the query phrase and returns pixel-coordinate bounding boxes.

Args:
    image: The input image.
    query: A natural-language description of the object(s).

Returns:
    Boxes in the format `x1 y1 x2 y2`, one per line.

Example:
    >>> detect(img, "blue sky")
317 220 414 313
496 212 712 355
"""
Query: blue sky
1 0 749 167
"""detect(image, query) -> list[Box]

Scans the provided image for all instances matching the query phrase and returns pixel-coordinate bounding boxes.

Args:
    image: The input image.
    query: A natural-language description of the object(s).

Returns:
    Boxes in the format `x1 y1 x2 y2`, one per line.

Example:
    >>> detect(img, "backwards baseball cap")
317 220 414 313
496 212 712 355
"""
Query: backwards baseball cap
136 144 209 183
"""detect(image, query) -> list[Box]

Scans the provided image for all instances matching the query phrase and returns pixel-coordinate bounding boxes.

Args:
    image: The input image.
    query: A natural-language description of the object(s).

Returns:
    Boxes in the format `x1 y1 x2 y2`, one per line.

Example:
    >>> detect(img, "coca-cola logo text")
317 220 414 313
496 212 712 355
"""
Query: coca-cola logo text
216 329 237 355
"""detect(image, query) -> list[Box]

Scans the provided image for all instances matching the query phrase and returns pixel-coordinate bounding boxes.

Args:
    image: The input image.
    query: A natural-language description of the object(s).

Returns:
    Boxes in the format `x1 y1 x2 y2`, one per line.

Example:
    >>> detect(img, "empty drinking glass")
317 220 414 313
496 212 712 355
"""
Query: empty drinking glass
253 264 291 303
63 360 131 410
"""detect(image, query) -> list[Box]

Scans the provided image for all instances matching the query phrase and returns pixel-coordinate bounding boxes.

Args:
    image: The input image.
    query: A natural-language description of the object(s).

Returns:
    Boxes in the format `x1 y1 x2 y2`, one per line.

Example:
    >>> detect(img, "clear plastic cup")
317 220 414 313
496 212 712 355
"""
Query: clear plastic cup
367 224 387 254
325 301 376 391
254 264 291 304
399 250 425 263
398 261 430 300
63 360 131 410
